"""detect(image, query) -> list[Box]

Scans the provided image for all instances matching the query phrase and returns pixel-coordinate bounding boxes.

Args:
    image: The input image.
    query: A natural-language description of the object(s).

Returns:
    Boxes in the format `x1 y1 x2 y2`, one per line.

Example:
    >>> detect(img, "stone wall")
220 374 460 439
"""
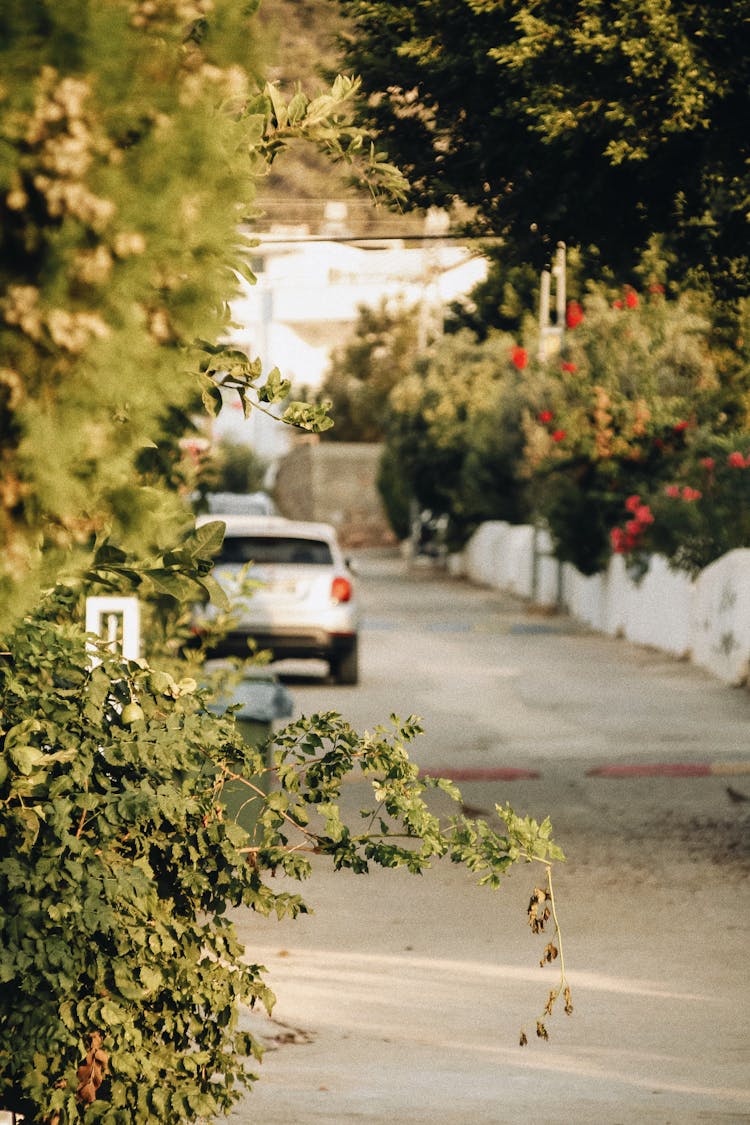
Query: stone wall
273 440 395 548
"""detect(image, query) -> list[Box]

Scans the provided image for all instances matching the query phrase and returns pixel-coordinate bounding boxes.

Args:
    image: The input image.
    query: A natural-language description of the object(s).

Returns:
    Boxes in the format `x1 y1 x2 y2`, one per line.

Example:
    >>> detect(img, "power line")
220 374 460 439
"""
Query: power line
246 231 502 246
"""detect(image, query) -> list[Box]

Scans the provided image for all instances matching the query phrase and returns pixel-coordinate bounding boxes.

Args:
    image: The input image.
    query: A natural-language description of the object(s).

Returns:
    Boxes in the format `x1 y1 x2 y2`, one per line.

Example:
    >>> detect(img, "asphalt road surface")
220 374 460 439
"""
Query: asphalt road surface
227 549 750 1125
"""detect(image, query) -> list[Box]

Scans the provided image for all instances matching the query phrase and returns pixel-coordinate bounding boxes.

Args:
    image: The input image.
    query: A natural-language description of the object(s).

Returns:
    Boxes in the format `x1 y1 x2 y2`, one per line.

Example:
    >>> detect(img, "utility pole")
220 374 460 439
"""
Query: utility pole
417 207 450 350
538 241 566 362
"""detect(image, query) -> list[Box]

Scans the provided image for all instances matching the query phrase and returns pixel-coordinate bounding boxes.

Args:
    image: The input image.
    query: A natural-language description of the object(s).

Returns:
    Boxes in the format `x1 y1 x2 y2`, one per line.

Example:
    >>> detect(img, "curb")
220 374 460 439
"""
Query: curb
420 767 540 782
421 763 750 781
587 761 750 778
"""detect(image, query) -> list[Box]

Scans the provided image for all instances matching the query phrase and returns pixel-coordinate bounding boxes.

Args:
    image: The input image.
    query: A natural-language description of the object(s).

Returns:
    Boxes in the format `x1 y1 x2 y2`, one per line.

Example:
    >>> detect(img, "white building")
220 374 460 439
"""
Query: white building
214 217 489 461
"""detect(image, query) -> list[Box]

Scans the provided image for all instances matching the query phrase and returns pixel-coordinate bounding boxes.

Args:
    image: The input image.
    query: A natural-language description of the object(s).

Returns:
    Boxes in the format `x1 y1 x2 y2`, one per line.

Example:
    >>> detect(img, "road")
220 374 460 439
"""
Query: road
227 549 750 1124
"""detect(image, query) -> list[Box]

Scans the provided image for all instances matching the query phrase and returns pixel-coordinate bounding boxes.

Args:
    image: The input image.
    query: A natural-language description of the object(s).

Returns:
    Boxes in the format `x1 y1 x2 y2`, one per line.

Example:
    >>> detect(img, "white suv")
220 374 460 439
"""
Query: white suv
196 514 360 684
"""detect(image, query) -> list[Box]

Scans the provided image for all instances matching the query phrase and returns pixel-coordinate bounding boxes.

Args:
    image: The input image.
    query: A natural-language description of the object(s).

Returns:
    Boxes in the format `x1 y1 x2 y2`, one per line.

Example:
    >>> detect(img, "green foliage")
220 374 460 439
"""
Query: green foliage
319 299 423 442
612 436 750 577
445 255 541 339
198 438 269 499
381 329 538 547
359 252 750 574
1 589 275 1124
0 583 566 1123
0 2 403 627
376 444 413 541
0 10 570 1123
338 0 750 301
522 282 734 574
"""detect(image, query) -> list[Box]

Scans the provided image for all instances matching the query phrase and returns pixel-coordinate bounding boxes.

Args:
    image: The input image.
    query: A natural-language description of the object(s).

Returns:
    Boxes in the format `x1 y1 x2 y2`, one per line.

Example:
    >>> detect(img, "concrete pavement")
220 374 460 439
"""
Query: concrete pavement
225 551 750 1124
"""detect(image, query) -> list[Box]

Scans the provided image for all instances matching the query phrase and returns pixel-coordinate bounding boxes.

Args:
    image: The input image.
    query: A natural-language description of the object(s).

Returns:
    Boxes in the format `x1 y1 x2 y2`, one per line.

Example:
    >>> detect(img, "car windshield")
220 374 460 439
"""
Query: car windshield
217 536 334 566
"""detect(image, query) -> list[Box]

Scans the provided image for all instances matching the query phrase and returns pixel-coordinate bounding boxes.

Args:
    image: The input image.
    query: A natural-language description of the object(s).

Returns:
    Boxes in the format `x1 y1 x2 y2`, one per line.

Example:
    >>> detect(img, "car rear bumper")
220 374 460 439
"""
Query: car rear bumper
208 626 357 662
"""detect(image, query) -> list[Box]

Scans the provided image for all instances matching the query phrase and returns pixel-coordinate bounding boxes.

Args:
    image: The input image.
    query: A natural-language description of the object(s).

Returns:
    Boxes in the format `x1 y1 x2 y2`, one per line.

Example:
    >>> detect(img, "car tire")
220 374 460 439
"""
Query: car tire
332 639 359 685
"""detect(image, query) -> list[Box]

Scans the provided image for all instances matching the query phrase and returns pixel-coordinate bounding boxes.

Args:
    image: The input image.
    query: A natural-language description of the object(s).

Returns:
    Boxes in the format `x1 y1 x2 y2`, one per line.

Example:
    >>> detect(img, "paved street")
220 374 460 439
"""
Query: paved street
227 550 750 1124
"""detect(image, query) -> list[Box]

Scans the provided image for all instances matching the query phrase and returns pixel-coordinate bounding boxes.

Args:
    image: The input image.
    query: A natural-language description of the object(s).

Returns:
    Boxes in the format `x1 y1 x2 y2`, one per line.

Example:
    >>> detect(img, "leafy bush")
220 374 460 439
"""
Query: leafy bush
0 584 568 1123
522 284 731 574
382 329 540 548
376 443 413 541
197 439 269 499
610 436 750 577
318 300 423 443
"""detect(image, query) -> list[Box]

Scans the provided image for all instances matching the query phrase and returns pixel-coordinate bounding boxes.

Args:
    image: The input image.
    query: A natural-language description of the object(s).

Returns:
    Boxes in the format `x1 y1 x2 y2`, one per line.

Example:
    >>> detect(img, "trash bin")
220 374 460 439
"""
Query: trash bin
206 672 294 834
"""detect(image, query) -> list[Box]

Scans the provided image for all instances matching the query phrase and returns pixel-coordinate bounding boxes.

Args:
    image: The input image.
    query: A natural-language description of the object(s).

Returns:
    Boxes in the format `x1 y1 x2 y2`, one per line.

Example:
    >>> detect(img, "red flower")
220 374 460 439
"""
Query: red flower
624 494 642 513
728 451 747 468
551 429 566 443
681 487 702 502
511 345 528 370
625 519 642 538
700 456 715 471
612 299 623 309
665 484 681 498
625 287 639 309
673 420 689 434
561 361 577 372
538 410 554 424
634 504 654 525
611 523 640 553
565 301 584 329
610 527 627 553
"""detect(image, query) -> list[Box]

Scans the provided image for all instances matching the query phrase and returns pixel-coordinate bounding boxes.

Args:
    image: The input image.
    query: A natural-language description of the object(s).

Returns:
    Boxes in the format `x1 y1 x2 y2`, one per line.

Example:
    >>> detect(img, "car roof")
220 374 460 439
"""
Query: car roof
205 491 278 516
196 513 340 542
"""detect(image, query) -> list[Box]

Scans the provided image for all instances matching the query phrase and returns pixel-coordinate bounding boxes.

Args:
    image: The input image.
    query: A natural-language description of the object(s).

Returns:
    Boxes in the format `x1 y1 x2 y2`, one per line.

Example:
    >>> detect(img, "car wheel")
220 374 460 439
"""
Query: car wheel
332 639 359 685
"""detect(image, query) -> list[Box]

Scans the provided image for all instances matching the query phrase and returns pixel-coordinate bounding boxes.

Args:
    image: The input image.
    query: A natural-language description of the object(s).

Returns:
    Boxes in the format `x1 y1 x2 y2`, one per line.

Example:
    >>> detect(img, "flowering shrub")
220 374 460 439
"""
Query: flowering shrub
380 262 750 577
511 345 529 370
381 329 552 547
615 438 750 576
522 282 730 574
610 495 655 555
565 300 584 329
526 388 701 573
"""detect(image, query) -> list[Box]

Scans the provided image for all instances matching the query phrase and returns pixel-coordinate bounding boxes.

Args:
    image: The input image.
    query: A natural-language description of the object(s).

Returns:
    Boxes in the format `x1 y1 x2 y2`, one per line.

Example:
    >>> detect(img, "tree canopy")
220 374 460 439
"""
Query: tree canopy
0 0 404 623
337 0 750 297
318 299 422 441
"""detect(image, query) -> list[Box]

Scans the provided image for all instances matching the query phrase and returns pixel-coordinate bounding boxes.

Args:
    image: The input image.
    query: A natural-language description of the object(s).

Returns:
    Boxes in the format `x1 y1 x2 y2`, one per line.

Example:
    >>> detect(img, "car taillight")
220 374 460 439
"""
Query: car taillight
331 575 352 603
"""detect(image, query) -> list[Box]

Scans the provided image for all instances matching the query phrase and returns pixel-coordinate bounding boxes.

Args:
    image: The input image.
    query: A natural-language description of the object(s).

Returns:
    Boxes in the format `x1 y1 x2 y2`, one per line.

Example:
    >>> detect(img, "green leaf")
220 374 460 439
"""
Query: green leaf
188 519 225 560
8 744 45 775
201 381 223 417
281 400 335 432
287 90 309 125
195 573 230 610
257 367 291 404
114 962 146 1000
140 966 163 993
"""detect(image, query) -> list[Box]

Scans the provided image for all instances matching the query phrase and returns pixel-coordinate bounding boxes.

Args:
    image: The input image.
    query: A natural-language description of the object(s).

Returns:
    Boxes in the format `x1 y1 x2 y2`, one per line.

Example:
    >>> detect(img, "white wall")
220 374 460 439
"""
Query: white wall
456 525 750 687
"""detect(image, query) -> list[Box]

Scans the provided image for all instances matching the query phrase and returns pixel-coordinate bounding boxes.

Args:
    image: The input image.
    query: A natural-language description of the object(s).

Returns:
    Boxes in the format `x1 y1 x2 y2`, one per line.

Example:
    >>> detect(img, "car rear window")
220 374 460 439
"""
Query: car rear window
218 536 333 566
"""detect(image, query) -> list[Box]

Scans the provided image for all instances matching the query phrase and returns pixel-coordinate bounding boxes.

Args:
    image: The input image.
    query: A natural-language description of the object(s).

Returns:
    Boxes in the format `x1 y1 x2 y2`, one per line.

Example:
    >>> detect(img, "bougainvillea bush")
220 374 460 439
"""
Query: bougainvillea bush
611 436 750 577
521 283 734 574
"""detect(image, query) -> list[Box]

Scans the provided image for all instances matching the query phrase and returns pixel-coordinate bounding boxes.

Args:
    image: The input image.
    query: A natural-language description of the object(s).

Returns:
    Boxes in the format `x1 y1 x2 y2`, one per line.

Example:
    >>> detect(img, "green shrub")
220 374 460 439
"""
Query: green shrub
610 435 750 577
523 283 733 574
0 573 568 1123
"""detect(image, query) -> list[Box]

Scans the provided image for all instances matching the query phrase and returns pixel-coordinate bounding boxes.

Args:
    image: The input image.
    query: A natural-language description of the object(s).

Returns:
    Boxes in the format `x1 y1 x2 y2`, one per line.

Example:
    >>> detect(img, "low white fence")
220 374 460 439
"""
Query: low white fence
450 521 750 687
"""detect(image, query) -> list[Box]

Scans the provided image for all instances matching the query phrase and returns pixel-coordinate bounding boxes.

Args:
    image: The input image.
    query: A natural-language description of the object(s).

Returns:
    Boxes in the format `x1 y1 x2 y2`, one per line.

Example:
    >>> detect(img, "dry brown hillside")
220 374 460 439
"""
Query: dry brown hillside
253 0 423 238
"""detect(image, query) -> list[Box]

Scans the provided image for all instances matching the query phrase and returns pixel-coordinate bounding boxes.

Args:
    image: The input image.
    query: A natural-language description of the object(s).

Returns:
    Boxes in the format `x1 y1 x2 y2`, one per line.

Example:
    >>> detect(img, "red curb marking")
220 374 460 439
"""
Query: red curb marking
587 763 712 778
420 767 540 781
